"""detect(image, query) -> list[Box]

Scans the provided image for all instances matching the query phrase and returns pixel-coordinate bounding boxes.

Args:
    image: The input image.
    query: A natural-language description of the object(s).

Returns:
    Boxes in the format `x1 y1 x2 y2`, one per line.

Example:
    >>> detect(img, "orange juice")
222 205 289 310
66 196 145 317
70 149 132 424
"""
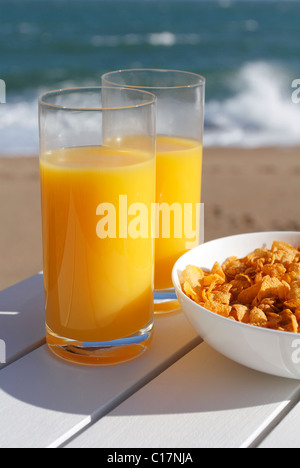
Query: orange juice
155 135 202 290
40 145 155 345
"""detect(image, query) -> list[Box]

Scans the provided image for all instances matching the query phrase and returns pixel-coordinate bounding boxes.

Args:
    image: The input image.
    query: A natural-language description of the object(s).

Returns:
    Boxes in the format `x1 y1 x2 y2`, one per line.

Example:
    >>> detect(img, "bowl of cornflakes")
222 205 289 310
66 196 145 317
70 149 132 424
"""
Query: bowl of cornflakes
172 232 300 380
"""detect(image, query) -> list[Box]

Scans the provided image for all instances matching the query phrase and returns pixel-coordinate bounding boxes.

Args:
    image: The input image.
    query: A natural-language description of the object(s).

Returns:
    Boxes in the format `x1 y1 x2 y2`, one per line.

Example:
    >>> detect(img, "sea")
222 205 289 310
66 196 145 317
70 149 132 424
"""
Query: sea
0 0 300 155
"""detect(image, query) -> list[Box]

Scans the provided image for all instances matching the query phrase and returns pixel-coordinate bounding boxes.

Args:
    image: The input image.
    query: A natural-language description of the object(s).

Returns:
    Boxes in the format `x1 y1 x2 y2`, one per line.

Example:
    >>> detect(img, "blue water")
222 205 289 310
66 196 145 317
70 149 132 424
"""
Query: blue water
0 0 300 154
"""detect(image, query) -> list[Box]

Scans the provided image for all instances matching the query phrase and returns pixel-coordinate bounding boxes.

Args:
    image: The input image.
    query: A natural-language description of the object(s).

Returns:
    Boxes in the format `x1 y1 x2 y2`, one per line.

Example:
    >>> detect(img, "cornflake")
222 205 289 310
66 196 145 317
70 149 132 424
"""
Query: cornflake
180 241 300 333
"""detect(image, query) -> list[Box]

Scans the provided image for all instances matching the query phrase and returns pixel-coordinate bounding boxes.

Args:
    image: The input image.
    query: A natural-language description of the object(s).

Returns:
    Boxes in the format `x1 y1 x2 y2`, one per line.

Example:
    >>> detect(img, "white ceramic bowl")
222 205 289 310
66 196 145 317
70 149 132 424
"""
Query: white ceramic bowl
172 232 300 380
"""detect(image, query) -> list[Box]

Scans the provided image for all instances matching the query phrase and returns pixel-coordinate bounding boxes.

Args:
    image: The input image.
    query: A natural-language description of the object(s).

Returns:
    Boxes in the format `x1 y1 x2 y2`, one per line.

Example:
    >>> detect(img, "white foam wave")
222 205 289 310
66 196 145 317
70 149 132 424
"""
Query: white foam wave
204 61 300 147
147 32 177 47
1 63 300 156
0 81 97 156
0 97 39 155
90 32 202 48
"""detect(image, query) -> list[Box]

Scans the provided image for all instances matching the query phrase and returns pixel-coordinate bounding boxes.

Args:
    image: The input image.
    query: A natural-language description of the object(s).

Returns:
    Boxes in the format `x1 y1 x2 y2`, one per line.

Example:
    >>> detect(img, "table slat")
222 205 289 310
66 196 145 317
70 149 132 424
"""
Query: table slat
258 400 300 448
0 274 45 367
0 310 200 448
66 343 300 449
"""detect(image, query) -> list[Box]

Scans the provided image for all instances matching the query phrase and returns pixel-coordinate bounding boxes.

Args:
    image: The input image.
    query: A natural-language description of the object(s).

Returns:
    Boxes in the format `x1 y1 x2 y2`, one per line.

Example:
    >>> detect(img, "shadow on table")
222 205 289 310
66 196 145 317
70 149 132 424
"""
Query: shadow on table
1 325 299 419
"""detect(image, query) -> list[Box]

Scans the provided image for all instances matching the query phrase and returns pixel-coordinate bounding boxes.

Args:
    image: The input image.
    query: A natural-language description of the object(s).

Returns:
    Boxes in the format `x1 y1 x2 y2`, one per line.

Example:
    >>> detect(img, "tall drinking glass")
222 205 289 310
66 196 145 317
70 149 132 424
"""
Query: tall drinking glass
39 87 157 365
102 70 205 313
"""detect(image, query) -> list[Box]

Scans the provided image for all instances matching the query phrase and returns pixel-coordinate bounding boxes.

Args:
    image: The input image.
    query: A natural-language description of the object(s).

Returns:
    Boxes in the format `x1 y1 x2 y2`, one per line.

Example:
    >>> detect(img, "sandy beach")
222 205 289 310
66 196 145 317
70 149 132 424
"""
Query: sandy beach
0 146 299 291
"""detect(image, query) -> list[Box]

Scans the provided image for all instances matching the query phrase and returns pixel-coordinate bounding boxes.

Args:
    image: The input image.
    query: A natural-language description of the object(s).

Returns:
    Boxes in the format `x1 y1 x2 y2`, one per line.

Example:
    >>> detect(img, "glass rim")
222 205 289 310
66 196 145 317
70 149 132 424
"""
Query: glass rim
102 68 206 90
38 86 157 111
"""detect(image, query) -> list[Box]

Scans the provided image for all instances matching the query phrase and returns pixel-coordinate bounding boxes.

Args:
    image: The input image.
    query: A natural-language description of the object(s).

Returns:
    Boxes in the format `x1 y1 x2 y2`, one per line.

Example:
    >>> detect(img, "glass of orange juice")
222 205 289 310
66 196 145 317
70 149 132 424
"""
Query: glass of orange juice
102 70 206 314
38 86 157 365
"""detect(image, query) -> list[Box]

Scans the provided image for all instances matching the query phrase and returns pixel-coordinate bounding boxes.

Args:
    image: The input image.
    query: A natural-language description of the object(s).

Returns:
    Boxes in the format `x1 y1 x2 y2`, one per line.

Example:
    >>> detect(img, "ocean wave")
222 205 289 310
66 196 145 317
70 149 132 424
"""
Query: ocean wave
0 96 39 155
0 81 96 155
0 62 299 156
204 61 300 147
90 32 201 48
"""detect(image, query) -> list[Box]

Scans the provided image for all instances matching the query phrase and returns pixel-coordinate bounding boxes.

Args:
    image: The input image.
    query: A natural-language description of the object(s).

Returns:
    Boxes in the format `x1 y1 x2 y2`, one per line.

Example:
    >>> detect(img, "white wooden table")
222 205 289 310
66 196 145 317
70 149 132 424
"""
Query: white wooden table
1 274 300 449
